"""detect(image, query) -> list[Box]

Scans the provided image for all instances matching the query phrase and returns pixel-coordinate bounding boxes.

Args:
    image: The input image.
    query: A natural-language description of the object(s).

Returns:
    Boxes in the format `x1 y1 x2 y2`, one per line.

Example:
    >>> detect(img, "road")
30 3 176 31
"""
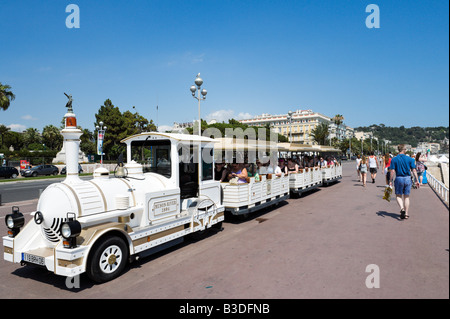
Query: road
0 162 448 301
0 176 91 204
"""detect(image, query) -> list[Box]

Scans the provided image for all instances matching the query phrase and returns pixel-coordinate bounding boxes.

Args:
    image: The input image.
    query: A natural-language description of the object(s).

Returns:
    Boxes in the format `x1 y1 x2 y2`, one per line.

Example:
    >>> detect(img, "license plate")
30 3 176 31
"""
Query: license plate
22 253 45 266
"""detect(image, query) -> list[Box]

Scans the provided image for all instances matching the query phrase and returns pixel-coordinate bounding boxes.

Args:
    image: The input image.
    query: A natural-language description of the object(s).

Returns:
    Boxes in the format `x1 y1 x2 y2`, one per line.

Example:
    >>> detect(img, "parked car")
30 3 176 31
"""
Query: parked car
60 164 83 175
0 166 19 179
21 165 59 177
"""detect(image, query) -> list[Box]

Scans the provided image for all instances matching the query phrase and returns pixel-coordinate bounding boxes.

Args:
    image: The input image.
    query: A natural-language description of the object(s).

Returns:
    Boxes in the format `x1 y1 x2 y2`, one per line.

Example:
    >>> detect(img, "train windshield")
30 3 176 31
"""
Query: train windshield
130 139 171 178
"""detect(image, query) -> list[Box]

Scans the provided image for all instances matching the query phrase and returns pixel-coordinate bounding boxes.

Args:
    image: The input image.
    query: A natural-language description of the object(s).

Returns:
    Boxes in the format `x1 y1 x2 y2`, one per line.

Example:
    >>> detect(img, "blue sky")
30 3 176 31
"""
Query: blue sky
1 0 448 133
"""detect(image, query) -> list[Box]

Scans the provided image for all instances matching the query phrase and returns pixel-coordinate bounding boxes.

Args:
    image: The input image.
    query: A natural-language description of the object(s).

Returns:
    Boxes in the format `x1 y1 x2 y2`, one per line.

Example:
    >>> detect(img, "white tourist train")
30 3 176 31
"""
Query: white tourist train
3 106 341 283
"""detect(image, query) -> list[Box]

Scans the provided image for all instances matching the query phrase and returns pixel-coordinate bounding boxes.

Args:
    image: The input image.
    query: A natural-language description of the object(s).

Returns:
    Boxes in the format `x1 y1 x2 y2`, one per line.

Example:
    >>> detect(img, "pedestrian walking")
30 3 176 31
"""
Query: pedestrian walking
414 152 427 185
389 144 420 220
356 154 362 182
359 155 368 187
382 153 392 187
368 151 379 183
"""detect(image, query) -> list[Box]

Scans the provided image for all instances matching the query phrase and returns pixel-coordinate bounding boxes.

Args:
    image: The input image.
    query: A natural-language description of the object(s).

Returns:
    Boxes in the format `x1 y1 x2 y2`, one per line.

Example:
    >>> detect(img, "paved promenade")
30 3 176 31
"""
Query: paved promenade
0 162 448 299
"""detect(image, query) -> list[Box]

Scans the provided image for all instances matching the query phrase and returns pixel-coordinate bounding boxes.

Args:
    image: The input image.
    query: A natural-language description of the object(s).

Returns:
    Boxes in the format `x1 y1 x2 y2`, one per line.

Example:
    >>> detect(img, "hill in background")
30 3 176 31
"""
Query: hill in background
355 124 449 151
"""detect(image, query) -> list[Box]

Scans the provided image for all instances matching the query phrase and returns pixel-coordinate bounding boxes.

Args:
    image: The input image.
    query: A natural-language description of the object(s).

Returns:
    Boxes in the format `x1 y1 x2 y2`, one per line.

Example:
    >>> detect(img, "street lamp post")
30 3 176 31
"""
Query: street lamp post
96 121 107 166
190 73 207 137
349 133 353 157
370 133 373 152
287 111 293 142
360 136 364 155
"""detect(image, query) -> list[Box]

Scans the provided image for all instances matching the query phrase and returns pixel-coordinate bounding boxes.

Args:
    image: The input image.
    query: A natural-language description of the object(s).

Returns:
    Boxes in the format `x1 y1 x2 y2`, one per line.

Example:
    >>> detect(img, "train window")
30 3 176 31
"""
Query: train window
202 147 213 181
130 139 172 178
178 144 199 199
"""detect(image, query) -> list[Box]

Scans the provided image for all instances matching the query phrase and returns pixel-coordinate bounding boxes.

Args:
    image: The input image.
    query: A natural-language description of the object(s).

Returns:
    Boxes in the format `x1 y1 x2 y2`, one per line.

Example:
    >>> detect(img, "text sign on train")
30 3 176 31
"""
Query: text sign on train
152 199 178 215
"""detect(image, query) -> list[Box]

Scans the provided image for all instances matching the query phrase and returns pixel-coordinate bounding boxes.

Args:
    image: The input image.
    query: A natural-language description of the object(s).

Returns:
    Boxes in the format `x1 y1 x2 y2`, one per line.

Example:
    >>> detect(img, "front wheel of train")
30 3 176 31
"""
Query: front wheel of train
86 235 129 283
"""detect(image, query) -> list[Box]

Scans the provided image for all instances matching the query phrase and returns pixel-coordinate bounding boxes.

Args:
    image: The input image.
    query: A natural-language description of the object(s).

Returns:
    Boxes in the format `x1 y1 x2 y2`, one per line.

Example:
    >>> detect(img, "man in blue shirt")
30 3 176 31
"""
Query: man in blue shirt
389 144 420 220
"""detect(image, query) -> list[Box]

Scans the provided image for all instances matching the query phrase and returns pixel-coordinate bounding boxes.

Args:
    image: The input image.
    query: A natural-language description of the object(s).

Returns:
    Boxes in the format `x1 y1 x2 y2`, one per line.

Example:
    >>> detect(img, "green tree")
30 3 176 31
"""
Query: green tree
23 128 42 148
311 123 329 145
95 99 125 159
121 110 157 140
42 125 63 150
1 130 23 151
80 128 96 155
0 83 15 111
94 99 157 160
332 114 344 126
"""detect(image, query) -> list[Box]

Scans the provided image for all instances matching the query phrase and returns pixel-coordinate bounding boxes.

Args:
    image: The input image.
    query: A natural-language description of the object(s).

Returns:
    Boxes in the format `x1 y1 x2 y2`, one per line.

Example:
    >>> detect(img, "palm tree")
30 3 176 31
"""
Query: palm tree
311 123 329 145
332 114 345 141
0 83 15 111
332 114 344 126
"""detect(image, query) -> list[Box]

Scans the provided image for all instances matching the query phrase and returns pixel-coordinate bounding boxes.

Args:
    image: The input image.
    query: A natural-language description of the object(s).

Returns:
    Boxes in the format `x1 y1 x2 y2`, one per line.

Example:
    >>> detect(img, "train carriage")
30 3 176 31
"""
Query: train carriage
214 138 290 216
278 142 342 192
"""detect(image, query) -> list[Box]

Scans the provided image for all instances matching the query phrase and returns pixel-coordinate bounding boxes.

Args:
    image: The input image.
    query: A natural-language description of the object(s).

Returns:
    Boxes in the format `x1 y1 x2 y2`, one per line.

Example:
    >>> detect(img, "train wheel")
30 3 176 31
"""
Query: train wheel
86 235 129 283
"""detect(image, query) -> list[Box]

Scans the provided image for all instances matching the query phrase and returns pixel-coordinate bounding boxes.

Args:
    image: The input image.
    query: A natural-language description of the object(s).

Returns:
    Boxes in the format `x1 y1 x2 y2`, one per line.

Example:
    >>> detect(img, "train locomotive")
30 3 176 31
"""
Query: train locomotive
3 106 225 283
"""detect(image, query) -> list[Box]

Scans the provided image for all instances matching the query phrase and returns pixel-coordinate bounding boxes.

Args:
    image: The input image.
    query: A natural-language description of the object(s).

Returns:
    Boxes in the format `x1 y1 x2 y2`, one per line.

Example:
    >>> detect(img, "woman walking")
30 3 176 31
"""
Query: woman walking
383 153 392 187
359 155 368 187
356 154 362 182
415 152 427 185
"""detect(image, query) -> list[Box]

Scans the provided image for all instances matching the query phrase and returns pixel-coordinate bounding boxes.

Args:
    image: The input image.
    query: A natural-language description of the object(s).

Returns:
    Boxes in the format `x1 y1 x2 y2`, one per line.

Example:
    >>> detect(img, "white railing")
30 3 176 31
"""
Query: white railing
427 172 449 207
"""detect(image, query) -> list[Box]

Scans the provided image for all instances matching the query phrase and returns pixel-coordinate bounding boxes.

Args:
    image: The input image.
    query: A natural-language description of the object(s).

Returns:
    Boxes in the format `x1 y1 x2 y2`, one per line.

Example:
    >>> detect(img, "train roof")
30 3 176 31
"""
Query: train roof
214 137 281 151
277 142 341 153
121 132 218 144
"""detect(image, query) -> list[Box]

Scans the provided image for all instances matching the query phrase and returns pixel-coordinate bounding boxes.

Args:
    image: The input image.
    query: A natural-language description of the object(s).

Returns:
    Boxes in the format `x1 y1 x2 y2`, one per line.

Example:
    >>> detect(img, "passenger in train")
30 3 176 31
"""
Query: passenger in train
247 163 260 182
308 156 315 167
319 157 326 168
295 156 304 169
313 156 320 167
227 162 248 183
301 155 308 168
287 158 299 173
266 159 283 177
278 158 288 175
326 156 334 166
256 159 267 175
242 161 252 178
305 155 314 167
214 161 228 182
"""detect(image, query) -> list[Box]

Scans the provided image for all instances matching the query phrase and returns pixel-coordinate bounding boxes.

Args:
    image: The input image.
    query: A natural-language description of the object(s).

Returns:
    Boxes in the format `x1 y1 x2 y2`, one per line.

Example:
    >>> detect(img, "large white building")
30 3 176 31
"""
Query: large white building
239 109 353 145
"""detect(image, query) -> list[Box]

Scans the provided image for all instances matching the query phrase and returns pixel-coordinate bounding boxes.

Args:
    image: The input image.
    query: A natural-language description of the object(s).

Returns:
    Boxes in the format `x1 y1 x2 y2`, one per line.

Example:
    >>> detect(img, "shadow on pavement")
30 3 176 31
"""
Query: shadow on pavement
376 210 401 221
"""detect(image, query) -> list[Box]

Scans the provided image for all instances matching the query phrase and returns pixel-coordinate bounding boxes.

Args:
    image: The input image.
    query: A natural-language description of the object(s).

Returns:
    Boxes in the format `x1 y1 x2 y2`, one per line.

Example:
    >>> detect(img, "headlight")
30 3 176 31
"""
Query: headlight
6 215 15 229
60 220 81 239
61 223 72 238
60 218 81 248
5 206 25 237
